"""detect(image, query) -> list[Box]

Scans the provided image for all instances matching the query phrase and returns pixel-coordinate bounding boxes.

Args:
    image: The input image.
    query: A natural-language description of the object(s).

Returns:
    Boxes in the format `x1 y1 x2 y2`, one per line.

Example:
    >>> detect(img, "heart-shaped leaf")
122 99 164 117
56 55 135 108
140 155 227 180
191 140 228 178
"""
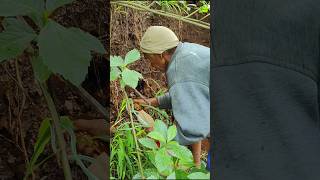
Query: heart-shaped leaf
38 20 105 86
0 18 37 62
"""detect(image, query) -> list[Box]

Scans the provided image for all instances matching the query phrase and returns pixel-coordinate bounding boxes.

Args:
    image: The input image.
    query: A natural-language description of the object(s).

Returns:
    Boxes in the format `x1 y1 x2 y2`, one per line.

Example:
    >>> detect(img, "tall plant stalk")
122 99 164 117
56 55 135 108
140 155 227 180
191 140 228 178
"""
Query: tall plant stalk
40 83 72 180
124 91 144 179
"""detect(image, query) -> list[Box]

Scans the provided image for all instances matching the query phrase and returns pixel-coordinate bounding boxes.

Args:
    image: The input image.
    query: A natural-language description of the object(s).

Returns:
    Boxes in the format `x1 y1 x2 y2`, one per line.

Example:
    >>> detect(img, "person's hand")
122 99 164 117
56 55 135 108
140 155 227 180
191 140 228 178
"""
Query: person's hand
133 97 159 107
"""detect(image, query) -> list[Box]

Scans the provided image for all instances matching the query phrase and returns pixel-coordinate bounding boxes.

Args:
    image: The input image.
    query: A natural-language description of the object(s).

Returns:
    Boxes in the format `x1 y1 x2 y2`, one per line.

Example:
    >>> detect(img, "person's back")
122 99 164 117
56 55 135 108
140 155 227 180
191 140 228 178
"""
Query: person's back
167 42 210 88
165 42 210 145
213 0 320 179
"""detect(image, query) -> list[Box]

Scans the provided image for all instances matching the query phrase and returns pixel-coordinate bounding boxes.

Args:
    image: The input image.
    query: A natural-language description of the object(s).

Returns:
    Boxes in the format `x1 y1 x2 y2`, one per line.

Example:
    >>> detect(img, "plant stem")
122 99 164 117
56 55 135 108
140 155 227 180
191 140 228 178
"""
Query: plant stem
124 92 144 179
40 83 72 180
14 60 33 179
78 86 109 119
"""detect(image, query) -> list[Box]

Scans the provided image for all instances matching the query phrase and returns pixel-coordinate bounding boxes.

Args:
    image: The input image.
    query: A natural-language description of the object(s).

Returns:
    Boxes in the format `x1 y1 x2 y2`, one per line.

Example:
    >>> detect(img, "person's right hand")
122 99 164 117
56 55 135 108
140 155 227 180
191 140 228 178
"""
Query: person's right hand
133 97 159 107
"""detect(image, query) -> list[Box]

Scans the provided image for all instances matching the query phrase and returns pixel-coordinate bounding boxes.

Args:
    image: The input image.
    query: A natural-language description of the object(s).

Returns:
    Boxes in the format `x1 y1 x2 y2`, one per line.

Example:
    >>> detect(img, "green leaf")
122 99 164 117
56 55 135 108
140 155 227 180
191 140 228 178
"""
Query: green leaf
154 120 167 140
167 171 175 179
38 20 106 86
138 138 158 149
30 118 51 168
147 131 166 143
31 56 52 83
167 125 177 142
0 18 37 62
175 169 188 179
155 148 174 176
167 141 193 162
110 67 121 81
120 79 125 89
147 175 158 179
59 116 74 130
187 172 210 179
133 169 160 180
0 0 43 16
124 49 140 65
46 0 75 13
110 56 124 67
121 68 143 89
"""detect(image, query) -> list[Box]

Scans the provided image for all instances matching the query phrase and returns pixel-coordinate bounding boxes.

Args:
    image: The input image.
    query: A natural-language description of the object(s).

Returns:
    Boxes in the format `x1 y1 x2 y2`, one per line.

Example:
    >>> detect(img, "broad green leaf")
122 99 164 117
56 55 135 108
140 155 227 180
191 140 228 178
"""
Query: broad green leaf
187 172 210 179
167 171 175 179
110 67 120 81
154 120 167 140
147 151 156 168
46 0 75 13
179 159 195 170
167 125 177 142
124 49 140 65
110 56 124 67
121 68 143 89
0 18 37 62
167 141 193 162
147 131 166 143
138 138 158 149
155 148 173 176
174 169 188 179
38 20 106 86
31 56 52 83
0 0 43 16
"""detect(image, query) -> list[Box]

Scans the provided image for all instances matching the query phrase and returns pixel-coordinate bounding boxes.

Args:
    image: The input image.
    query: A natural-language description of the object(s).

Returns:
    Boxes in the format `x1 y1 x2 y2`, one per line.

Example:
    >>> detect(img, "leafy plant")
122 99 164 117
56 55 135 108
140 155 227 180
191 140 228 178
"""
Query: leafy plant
110 122 150 180
0 0 106 179
198 1 210 14
134 120 210 179
110 49 143 89
25 116 99 180
0 0 106 86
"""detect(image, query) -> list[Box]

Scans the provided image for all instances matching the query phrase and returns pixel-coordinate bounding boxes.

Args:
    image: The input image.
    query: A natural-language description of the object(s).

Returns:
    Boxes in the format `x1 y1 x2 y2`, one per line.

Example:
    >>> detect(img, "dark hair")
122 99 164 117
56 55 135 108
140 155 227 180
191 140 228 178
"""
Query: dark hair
163 46 177 55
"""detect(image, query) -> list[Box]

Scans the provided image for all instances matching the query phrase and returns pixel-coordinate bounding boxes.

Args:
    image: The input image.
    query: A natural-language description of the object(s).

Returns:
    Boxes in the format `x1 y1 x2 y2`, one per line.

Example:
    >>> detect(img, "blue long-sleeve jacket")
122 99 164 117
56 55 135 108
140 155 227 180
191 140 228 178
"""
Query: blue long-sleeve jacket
157 42 210 145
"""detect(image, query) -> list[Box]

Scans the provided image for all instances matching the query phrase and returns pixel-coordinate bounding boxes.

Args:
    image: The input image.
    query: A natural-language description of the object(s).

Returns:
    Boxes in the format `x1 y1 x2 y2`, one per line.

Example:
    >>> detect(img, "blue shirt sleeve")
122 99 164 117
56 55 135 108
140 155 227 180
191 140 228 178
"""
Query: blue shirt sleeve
156 92 172 109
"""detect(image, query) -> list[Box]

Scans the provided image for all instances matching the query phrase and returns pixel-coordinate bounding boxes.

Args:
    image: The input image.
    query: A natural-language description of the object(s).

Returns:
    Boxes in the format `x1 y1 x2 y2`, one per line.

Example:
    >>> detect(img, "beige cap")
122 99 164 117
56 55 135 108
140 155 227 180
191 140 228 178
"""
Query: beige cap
140 26 179 54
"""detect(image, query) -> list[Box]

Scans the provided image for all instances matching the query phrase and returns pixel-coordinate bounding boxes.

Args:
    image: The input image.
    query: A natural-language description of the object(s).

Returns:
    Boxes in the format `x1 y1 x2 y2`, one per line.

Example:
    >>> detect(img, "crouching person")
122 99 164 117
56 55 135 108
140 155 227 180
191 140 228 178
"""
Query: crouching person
134 26 210 167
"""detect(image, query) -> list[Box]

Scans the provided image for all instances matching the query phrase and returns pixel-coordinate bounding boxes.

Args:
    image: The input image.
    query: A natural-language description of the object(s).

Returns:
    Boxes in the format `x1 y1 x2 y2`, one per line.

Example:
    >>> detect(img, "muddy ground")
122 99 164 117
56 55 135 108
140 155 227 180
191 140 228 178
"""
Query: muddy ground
0 0 108 179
